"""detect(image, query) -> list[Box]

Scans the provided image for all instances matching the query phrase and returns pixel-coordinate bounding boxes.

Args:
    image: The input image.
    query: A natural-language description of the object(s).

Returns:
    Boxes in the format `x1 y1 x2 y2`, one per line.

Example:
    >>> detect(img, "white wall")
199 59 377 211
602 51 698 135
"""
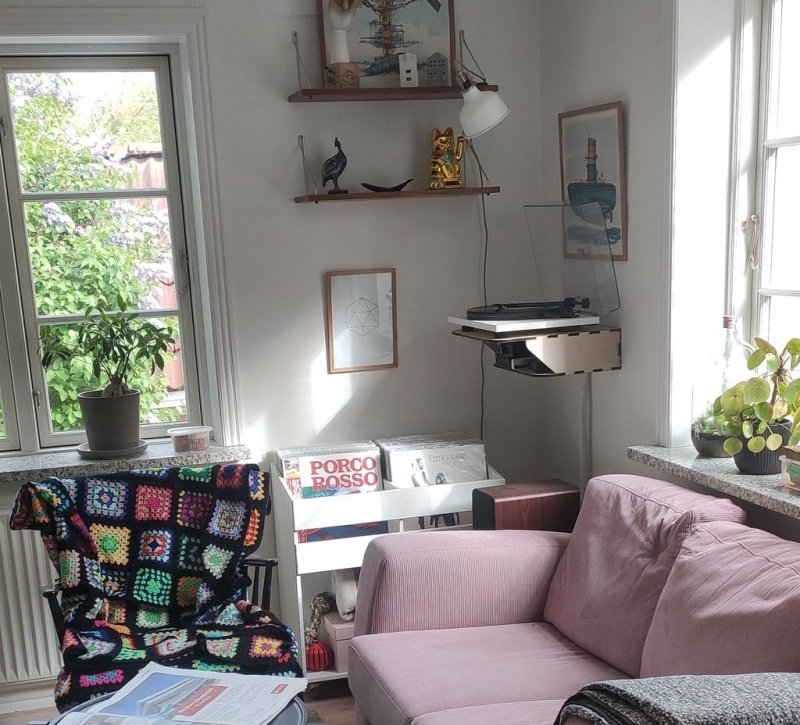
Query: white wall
196 0 545 480
537 0 677 484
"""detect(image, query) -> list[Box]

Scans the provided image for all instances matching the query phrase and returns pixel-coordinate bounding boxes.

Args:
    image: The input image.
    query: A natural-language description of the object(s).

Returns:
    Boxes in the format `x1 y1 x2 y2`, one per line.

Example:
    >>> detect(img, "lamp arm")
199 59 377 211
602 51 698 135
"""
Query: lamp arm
458 30 488 84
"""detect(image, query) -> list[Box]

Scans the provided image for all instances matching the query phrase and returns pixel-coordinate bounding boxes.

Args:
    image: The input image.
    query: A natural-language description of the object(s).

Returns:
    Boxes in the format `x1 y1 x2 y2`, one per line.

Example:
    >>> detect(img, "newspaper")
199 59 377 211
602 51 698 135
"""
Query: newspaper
59 663 307 725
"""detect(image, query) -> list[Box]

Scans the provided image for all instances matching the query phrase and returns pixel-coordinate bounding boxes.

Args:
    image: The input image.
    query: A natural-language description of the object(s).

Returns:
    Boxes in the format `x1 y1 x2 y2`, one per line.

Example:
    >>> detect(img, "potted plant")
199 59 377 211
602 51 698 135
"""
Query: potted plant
41 296 175 458
691 405 731 458
714 337 800 474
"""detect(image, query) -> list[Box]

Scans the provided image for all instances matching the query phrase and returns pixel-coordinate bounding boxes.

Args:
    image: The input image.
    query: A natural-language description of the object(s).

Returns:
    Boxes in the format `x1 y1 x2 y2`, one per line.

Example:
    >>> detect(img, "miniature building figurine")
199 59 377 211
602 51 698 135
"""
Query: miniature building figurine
426 52 449 86
399 52 419 87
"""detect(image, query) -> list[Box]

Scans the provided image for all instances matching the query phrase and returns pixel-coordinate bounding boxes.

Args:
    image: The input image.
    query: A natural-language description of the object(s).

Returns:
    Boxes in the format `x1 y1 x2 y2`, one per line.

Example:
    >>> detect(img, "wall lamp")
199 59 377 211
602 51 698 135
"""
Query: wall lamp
457 30 510 139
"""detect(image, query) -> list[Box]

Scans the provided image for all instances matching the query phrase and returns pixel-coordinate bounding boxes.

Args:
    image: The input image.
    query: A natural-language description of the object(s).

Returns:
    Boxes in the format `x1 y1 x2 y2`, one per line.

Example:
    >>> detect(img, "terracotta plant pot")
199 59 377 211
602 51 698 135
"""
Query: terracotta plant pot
78 390 141 452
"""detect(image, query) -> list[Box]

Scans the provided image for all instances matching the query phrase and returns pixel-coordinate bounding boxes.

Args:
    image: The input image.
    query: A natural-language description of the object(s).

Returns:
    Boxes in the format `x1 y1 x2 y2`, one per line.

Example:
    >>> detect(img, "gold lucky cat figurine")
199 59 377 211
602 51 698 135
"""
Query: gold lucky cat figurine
429 127 465 189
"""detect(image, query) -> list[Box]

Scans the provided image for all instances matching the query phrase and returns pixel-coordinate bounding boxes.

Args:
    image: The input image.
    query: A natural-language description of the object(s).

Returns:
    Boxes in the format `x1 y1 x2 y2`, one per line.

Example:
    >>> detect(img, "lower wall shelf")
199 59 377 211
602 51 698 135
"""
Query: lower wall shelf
295 187 500 203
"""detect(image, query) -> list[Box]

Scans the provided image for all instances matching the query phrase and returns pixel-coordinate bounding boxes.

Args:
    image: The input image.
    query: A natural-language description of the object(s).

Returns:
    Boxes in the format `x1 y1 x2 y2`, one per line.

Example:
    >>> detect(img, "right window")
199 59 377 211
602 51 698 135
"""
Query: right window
753 0 800 343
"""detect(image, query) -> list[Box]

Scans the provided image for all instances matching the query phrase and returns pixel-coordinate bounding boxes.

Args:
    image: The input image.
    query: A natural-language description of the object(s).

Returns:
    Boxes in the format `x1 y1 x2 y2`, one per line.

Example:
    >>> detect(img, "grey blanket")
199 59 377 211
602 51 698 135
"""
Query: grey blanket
556 674 800 725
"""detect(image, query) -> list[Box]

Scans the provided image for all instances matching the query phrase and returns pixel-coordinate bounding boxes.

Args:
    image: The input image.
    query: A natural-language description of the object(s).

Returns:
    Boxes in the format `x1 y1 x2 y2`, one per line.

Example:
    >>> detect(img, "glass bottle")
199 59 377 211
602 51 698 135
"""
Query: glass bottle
691 315 752 457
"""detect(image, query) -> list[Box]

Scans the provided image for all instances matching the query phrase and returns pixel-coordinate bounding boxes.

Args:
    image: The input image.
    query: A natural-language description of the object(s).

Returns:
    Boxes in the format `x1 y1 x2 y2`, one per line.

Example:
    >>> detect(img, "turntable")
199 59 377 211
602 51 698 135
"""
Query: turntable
448 202 619 335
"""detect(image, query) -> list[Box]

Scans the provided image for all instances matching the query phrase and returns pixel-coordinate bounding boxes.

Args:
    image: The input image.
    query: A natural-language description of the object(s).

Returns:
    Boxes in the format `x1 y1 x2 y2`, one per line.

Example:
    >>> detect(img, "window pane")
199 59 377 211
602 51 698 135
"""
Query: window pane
25 198 176 317
760 295 800 348
40 317 187 434
761 145 800 290
768 0 800 138
7 70 165 193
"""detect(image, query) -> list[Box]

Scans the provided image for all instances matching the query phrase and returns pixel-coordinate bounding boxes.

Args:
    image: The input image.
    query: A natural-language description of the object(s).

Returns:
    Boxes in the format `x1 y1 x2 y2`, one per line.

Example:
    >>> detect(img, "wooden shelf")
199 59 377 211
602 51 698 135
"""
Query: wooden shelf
288 84 498 103
295 186 499 203
452 325 622 377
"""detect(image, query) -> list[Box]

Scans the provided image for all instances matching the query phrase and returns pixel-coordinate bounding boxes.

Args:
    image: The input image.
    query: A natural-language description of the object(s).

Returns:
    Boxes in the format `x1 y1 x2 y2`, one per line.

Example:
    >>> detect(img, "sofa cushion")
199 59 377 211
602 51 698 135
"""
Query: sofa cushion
543 474 745 677
348 622 628 725
641 520 800 676
411 699 564 725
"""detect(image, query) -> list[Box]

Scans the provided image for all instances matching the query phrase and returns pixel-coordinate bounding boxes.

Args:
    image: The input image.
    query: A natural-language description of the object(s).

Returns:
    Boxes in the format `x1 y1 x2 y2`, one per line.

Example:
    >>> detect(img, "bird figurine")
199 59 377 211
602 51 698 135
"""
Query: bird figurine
322 137 348 194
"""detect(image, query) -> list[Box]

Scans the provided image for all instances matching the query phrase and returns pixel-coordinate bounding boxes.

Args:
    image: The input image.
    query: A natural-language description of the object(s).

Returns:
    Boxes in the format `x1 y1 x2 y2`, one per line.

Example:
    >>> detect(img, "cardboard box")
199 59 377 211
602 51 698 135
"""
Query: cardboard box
319 611 355 673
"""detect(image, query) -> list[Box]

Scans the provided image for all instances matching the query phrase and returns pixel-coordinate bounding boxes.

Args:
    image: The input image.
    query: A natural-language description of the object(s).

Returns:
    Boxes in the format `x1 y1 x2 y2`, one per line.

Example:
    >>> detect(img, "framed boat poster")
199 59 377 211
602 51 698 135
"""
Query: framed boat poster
317 0 456 89
558 101 627 261
325 268 397 373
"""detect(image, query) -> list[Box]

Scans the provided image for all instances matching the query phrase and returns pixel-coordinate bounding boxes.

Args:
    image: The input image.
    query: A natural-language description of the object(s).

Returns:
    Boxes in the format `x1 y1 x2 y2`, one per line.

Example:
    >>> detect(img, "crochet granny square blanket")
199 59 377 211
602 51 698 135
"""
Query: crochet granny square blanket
10 463 302 712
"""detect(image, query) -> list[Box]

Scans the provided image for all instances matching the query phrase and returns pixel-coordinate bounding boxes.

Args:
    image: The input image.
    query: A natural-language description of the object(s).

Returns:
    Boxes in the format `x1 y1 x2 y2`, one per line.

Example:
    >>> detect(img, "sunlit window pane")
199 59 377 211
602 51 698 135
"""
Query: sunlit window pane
40 317 187 434
8 71 165 194
24 198 175 317
768 1 800 138
761 296 800 349
761 146 800 290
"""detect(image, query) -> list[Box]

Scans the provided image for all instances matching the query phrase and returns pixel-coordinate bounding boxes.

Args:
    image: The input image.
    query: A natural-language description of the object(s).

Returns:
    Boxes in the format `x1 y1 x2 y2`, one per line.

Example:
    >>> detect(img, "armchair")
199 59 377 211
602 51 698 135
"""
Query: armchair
10 463 301 713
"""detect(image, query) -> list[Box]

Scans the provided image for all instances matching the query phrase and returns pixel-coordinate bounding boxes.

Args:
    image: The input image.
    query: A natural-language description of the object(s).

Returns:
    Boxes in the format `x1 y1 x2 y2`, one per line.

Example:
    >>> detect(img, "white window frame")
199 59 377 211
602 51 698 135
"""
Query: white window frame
749 0 800 342
0 54 202 448
0 9 241 452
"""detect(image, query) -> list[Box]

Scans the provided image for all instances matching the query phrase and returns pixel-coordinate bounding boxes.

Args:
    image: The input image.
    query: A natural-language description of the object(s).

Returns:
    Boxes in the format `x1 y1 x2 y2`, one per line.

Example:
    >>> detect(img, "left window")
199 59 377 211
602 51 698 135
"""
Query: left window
0 55 201 451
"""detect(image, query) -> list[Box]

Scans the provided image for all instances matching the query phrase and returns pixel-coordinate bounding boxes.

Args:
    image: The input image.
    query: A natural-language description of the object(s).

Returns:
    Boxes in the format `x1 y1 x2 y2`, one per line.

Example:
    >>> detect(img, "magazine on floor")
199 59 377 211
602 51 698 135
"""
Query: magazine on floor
58 663 307 725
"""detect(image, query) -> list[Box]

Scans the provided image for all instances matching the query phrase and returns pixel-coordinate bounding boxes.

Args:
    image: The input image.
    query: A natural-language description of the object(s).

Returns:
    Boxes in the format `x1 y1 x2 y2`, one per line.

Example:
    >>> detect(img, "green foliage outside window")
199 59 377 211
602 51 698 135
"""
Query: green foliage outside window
9 73 180 433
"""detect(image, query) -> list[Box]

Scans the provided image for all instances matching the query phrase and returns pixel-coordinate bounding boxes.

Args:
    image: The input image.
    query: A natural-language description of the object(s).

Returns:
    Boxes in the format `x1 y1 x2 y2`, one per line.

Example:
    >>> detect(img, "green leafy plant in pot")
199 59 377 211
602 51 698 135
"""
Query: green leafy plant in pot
41 297 175 458
691 405 731 458
714 337 800 474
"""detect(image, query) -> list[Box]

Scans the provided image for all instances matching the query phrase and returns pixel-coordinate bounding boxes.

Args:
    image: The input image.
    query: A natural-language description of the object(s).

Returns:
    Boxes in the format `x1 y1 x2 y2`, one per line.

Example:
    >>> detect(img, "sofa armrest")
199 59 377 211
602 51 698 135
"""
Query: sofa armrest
354 529 569 636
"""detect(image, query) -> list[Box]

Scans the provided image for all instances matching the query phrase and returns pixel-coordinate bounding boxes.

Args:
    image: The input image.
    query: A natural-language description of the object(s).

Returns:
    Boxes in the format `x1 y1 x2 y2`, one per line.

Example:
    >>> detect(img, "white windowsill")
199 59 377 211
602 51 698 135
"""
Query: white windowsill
0 441 251 485
628 445 800 520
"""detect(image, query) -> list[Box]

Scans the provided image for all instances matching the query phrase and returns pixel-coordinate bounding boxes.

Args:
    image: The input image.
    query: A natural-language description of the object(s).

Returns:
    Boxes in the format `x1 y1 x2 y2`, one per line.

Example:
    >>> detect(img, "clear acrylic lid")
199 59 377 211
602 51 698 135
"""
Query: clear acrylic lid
521 201 621 316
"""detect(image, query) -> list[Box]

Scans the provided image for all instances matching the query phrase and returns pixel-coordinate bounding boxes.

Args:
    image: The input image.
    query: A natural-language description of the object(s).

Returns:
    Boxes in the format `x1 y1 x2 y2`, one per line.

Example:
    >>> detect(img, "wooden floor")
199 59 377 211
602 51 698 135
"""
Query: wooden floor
0 679 356 725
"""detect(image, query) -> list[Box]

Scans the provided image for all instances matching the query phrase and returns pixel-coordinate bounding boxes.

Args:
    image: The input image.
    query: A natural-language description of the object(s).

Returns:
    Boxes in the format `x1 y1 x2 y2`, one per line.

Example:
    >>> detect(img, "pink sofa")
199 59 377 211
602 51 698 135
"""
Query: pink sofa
348 474 800 725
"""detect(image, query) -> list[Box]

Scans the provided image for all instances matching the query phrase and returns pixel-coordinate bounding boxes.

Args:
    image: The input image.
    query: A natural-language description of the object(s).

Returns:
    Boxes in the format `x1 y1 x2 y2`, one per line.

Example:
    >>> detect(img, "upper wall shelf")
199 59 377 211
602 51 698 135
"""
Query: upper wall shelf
295 187 500 203
288 84 498 103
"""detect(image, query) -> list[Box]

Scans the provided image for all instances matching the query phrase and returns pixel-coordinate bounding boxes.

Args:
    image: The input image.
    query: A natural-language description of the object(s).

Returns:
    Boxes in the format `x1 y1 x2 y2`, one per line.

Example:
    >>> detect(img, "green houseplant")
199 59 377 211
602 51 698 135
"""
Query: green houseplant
41 297 175 457
714 337 800 474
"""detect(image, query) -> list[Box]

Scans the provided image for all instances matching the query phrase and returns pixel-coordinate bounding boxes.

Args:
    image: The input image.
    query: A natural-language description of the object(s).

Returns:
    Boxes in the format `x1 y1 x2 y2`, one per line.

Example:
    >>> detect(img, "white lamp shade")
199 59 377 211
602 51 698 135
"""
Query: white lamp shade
459 84 510 139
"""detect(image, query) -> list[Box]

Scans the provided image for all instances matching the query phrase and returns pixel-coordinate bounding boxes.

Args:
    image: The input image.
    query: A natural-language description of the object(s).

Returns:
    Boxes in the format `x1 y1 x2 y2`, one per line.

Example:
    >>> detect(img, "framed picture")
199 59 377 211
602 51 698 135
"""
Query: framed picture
316 0 456 89
558 101 627 261
325 268 397 374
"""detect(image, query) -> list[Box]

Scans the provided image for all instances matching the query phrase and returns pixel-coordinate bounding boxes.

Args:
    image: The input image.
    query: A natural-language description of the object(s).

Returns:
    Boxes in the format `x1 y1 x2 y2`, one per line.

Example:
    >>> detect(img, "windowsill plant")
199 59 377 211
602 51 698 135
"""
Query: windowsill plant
714 337 800 474
40 296 175 456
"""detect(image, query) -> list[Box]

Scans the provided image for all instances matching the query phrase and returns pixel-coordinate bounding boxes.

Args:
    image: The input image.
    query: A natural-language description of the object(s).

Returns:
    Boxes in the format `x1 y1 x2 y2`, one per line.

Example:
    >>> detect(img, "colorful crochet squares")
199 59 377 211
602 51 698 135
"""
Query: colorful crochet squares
250 635 283 658
101 568 131 598
85 479 128 520
90 524 130 566
178 466 214 483
132 568 173 606
105 600 128 625
138 530 173 564
134 485 173 522
176 576 202 608
79 669 124 688
202 544 233 579
77 634 116 659
206 636 239 659
84 558 105 591
135 605 169 629
60 549 81 587
249 469 266 500
177 490 213 529
244 510 261 547
218 465 245 488
209 500 246 540
177 534 203 572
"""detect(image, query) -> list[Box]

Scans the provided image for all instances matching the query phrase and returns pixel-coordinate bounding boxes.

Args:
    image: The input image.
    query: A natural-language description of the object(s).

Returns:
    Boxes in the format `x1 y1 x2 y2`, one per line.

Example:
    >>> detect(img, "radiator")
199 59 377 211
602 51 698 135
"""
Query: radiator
0 511 62 685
